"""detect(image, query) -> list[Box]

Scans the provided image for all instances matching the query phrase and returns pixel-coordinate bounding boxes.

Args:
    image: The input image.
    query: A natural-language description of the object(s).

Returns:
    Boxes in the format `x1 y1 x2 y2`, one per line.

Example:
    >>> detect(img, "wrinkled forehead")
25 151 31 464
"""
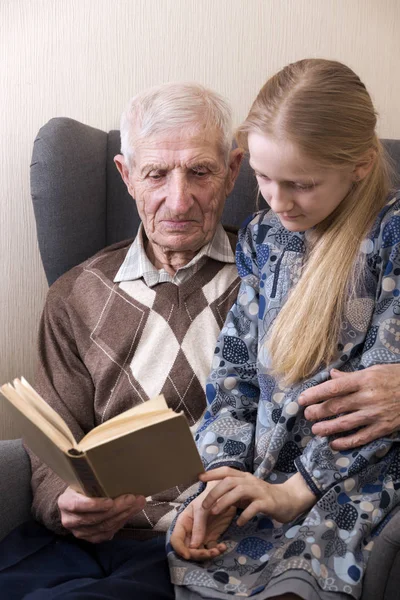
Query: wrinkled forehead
130 126 227 168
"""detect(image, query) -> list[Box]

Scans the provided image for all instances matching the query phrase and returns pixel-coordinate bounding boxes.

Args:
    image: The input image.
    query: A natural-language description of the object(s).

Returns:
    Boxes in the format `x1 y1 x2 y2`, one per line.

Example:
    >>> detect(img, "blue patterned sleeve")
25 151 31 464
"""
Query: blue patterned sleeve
195 215 261 473
297 199 400 497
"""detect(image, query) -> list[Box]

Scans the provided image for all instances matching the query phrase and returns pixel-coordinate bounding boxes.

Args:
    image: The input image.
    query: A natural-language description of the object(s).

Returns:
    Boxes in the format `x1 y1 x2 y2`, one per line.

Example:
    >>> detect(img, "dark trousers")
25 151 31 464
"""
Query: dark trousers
0 521 175 599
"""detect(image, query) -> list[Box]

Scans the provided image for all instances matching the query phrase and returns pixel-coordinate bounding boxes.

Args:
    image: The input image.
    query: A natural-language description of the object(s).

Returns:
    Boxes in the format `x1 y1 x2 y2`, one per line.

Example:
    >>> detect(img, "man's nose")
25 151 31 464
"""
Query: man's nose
268 184 294 213
165 172 194 213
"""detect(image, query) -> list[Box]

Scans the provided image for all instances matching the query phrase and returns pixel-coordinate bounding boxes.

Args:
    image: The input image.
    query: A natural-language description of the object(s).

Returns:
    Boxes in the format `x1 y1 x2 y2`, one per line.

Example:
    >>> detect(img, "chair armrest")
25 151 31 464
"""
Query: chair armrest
0 440 32 541
362 508 400 600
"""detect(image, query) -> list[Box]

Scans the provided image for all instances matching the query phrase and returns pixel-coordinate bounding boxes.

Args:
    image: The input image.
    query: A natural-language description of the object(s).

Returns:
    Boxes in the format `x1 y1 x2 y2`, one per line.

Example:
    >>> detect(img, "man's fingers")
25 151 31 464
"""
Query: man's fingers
298 373 360 407
330 425 388 451
305 395 372 422
330 369 346 379
61 508 113 529
62 495 146 532
68 508 135 538
305 398 346 421
58 490 113 514
311 411 375 437
111 494 145 514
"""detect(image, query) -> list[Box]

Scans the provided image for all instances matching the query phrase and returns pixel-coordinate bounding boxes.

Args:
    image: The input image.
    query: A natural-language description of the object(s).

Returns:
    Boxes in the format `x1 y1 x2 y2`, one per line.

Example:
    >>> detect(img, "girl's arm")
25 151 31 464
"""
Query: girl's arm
196 215 263 473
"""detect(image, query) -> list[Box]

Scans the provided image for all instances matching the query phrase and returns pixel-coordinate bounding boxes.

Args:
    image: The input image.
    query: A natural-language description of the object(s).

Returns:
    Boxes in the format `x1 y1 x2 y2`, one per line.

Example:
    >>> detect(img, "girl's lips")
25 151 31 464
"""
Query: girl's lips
281 214 302 220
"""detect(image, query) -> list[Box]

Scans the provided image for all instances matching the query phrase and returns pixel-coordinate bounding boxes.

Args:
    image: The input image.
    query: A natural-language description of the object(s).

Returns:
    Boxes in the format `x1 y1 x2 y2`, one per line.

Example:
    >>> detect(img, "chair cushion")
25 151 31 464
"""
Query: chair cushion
0 440 32 541
31 118 108 285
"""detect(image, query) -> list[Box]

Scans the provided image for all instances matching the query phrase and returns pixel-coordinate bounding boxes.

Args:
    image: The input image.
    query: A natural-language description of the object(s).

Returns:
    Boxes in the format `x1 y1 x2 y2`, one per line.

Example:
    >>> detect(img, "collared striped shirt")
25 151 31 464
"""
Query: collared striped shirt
114 223 235 287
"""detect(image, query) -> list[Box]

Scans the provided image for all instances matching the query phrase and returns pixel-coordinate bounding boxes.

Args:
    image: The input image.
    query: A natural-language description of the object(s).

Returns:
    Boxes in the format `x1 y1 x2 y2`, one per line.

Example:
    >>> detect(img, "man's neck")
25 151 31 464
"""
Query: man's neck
145 241 197 275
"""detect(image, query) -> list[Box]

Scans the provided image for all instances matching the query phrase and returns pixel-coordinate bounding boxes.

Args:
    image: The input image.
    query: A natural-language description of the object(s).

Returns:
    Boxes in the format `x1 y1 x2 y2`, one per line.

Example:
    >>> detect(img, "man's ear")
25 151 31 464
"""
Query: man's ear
114 154 133 193
353 149 376 182
225 148 244 196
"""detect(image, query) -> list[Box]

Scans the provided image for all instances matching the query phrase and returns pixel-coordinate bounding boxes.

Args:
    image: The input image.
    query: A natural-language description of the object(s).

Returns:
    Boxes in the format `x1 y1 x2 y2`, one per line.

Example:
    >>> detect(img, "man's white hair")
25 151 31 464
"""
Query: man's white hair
120 82 233 166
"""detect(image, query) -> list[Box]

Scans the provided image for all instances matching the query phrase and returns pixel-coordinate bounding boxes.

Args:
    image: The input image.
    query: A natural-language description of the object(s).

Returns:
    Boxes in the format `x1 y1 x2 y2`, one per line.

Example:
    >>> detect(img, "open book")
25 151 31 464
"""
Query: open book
0 378 204 498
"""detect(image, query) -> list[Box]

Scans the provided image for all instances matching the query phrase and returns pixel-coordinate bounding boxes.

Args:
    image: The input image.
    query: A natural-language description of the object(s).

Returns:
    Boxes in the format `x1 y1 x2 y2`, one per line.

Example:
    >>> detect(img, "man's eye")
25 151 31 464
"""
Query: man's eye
192 169 208 177
148 172 165 180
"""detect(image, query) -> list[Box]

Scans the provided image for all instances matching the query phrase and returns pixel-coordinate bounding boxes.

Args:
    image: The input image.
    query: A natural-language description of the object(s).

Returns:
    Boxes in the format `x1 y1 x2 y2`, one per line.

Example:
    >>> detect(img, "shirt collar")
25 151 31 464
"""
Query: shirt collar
114 223 235 287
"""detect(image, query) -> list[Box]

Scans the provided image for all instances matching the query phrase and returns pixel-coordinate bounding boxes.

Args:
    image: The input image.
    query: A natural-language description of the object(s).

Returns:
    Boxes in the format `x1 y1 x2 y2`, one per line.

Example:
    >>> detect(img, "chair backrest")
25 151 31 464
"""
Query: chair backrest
31 118 400 285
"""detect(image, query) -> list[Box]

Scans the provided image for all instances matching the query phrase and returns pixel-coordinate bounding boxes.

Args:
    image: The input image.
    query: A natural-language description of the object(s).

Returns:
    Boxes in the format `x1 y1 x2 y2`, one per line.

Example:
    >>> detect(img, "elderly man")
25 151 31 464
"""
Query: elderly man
30 83 242 543
0 83 242 600
1 82 400 600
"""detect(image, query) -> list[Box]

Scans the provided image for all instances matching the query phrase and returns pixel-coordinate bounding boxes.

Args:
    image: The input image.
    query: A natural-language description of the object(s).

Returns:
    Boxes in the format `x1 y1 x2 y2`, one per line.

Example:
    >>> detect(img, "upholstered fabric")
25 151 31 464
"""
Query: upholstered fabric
31 119 108 284
0 440 32 541
361 509 400 599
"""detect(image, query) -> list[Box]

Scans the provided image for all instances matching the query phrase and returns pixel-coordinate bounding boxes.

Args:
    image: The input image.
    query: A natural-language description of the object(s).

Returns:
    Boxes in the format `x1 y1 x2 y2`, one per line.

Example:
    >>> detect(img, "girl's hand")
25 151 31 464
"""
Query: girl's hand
170 483 236 561
200 468 316 526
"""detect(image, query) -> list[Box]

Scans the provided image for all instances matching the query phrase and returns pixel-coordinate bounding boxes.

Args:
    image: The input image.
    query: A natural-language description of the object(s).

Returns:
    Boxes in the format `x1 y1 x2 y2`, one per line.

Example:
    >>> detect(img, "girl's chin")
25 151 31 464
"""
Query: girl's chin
279 217 307 231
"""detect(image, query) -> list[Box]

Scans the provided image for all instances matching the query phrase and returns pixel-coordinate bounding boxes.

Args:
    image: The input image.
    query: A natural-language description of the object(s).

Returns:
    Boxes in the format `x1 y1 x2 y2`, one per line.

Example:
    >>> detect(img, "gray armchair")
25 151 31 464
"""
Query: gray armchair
0 118 399 599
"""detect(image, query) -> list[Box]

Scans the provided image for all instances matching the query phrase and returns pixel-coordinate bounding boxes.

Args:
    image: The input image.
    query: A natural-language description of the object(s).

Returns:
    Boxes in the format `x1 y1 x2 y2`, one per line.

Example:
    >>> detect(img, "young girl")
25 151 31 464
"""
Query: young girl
168 59 400 600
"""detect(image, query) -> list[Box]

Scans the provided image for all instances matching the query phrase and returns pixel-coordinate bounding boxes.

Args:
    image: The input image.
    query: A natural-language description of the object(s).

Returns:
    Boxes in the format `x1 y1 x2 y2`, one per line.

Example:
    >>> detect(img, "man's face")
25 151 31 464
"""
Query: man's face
115 129 242 256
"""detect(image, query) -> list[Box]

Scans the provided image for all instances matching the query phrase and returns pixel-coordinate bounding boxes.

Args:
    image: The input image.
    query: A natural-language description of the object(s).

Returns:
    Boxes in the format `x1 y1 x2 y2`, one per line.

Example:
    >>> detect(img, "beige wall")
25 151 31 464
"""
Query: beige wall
1 0 399 438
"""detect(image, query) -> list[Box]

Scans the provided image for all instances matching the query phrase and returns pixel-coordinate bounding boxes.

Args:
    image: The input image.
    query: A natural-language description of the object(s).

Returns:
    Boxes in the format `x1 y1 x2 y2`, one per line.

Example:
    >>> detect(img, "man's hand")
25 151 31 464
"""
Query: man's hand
58 487 146 543
298 365 400 450
170 482 235 561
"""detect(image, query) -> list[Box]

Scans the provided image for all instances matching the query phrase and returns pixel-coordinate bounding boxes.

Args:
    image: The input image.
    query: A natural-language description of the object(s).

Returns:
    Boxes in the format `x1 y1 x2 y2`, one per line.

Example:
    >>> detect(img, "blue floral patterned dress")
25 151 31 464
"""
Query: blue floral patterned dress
167 192 400 600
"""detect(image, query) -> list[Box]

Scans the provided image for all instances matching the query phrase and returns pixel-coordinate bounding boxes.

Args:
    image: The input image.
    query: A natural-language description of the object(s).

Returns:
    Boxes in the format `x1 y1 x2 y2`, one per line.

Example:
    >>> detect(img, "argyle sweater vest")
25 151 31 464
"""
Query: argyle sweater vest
30 235 240 538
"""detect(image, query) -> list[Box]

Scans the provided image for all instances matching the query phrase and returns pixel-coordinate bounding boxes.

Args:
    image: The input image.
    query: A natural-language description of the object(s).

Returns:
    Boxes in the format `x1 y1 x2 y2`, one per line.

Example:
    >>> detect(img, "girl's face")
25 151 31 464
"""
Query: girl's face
248 133 356 231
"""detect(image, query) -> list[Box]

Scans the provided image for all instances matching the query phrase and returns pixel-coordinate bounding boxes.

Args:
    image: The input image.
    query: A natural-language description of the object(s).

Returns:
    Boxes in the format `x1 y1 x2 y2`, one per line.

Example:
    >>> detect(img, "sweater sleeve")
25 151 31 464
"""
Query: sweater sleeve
28 282 96 534
195 217 261 472
296 201 400 497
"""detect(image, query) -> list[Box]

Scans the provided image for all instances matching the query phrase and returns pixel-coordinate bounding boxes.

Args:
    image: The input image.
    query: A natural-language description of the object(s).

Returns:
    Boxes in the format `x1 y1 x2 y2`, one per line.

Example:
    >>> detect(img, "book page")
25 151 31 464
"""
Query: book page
106 394 168 421
79 395 172 450
0 383 73 452
15 378 76 446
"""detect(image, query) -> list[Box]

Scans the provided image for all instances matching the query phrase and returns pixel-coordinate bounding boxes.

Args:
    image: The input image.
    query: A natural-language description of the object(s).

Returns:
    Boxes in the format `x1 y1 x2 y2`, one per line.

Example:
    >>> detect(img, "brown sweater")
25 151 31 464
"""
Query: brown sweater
29 236 240 539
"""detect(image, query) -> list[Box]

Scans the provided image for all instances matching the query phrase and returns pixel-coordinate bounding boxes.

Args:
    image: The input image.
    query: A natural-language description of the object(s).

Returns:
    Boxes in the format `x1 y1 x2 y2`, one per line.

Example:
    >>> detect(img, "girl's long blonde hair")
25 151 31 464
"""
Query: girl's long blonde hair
237 59 392 386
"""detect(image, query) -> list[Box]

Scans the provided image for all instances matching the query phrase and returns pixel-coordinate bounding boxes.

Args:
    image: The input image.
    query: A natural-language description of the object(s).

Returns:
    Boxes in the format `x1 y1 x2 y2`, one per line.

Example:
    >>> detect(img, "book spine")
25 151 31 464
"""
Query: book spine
68 451 107 497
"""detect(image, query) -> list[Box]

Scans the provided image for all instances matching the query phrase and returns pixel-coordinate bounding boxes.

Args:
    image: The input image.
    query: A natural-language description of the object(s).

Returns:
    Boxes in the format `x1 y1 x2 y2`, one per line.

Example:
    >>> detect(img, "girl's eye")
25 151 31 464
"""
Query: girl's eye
294 182 315 191
255 173 270 181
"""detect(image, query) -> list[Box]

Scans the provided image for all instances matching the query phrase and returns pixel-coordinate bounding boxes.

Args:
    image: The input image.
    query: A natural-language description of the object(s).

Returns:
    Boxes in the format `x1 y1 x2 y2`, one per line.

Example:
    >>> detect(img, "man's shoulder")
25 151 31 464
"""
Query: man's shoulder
80 238 135 278
47 238 134 302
